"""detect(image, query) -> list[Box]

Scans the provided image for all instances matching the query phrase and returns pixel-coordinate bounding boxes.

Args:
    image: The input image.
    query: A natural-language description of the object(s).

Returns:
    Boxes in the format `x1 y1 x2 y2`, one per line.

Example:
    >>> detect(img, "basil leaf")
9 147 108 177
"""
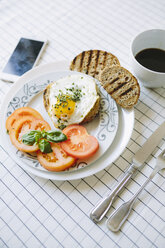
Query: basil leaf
22 130 42 145
38 139 52 153
41 130 47 138
35 132 42 143
46 131 67 143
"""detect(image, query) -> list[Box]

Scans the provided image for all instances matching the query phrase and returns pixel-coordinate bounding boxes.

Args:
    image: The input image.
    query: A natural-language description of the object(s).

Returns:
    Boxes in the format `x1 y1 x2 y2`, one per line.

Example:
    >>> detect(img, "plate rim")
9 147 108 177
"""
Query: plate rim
0 61 134 180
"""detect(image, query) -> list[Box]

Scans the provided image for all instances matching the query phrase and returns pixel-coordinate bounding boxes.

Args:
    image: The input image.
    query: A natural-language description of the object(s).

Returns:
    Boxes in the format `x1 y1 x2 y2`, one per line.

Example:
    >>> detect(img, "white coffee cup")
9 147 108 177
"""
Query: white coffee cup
130 29 165 88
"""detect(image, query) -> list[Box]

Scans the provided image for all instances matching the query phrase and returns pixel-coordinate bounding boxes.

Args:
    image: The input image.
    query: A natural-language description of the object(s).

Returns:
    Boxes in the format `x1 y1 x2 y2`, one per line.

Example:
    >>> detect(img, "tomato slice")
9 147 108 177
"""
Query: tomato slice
9 116 51 153
6 107 44 132
31 119 51 131
37 143 76 171
60 124 99 159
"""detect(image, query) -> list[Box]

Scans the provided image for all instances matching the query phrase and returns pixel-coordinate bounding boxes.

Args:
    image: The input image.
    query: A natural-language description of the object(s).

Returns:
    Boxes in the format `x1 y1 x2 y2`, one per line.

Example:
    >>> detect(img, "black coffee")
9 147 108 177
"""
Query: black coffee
135 48 165 73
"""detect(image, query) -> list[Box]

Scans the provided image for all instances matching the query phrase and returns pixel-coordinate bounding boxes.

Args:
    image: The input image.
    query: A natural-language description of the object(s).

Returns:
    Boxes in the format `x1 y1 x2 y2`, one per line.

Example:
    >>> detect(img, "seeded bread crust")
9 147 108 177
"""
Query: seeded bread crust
43 83 53 113
99 66 140 109
81 96 100 124
43 83 100 127
70 50 120 80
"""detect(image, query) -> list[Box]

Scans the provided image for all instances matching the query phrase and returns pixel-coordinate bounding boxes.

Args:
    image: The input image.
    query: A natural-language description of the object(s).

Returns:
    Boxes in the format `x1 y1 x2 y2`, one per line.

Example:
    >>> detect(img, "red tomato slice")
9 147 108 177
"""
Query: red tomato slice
6 107 44 132
60 124 99 159
9 116 51 153
31 119 51 131
37 143 76 172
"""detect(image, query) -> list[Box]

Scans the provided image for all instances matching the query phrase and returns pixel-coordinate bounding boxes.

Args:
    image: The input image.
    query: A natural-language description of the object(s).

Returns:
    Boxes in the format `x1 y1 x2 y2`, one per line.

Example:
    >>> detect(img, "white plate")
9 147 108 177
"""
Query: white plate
0 61 134 180
5 71 118 172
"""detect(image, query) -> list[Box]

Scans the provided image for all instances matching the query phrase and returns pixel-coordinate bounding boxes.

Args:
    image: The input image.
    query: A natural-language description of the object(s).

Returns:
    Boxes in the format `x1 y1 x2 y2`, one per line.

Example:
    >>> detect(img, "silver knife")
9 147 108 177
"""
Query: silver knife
90 121 165 223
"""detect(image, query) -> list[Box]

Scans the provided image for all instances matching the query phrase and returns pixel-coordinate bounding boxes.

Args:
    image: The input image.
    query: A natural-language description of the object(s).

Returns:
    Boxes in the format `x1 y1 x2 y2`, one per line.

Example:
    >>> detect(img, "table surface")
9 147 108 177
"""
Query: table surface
0 0 165 248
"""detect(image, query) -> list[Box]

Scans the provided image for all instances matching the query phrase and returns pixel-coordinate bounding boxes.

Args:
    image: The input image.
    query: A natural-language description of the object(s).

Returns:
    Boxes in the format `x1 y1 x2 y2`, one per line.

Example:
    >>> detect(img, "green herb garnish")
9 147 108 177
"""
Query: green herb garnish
22 130 41 145
46 130 67 143
58 124 66 130
55 85 83 109
38 139 52 153
22 129 67 153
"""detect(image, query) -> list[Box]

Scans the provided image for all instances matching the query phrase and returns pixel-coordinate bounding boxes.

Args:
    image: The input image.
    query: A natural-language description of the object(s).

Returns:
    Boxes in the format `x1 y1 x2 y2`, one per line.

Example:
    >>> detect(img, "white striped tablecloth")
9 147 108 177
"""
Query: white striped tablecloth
0 0 165 247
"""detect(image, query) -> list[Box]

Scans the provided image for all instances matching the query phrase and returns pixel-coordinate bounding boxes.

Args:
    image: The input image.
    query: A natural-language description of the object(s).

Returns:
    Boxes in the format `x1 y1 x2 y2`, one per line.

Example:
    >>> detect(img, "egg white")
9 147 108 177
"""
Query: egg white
48 74 99 128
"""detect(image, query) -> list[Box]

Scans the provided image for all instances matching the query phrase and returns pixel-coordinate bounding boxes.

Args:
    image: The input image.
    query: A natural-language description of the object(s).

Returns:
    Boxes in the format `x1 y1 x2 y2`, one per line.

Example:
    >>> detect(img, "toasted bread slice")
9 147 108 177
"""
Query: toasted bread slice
43 83 53 113
70 50 120 80
100 66 140 108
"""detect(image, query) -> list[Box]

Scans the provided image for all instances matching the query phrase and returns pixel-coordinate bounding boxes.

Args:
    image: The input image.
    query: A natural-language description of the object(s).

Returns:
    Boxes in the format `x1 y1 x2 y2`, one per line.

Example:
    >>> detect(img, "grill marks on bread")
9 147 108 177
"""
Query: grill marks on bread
86 50 93 74
80 51 85 69
70 50 120 80
70 50 140 108
100 66 140 108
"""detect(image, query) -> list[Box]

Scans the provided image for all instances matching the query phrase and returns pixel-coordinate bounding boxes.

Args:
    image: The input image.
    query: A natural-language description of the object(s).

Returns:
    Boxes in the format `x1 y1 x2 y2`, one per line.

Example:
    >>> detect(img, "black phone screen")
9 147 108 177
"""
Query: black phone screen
3 38 44 76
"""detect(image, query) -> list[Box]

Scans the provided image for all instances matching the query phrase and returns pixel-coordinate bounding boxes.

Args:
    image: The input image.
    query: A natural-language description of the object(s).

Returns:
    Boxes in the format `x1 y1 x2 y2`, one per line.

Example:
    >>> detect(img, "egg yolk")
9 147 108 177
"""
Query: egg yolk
54 96 75 119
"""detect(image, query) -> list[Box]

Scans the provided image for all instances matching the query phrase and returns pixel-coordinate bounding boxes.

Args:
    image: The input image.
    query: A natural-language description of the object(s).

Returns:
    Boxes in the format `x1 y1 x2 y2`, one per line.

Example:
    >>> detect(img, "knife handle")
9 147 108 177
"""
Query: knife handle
90 165 136 223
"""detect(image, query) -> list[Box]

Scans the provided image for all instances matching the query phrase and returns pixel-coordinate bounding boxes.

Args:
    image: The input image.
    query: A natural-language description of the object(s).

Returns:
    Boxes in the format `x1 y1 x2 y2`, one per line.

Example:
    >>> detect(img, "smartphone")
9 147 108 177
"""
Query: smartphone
0 37 48 82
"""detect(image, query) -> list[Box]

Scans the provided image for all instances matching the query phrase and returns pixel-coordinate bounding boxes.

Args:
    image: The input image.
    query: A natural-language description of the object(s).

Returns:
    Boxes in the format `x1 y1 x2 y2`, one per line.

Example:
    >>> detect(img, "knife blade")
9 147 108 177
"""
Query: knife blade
133 122 165 166
90 121 165 223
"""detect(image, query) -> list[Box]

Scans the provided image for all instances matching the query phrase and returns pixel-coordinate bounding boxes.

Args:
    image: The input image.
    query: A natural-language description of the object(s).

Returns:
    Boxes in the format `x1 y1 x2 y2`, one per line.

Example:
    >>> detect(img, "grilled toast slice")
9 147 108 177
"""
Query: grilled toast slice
100 66 140 108
70 50 120 80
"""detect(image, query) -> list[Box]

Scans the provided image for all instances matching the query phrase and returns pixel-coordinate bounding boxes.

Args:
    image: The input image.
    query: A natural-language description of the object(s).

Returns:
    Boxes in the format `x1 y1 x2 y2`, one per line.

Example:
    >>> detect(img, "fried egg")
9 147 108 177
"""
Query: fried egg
45 74 100 129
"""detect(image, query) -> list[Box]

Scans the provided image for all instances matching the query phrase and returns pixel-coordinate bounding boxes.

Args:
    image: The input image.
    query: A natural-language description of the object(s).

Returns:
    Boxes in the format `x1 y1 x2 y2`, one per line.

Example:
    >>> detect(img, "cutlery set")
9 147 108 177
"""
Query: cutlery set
90 121 165 232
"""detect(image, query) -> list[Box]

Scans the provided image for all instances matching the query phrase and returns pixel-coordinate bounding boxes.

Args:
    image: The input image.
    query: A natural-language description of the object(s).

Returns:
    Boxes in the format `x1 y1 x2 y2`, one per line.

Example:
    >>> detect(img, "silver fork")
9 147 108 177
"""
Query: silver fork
107 149 165 232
